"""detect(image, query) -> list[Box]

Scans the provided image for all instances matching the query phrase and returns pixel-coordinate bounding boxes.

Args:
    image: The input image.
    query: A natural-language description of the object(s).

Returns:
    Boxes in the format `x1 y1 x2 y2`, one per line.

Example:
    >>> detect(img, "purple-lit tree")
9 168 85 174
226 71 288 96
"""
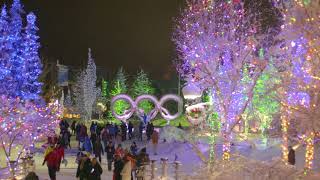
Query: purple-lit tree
173 0 273 160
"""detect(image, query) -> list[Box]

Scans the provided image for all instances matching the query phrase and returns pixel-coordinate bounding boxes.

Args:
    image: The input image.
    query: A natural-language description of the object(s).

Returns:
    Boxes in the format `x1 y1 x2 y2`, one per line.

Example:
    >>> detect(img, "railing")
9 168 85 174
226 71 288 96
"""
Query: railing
135 158 182 180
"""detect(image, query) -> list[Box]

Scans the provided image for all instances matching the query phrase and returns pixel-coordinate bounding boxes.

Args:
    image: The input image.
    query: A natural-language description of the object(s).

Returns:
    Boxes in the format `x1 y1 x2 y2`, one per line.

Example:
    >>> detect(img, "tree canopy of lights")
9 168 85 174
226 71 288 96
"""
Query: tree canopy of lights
0 0 42 100
108 67 129 121
130 69 155 114
0 97 61 166
74 48 97 120
173 0 282 160
270 0 320 172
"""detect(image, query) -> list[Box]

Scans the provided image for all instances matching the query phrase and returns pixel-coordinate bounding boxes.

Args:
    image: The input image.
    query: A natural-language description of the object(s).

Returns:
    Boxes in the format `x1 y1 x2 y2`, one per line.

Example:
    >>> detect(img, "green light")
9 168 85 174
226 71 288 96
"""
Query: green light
102 79 108 97
259 48 264 59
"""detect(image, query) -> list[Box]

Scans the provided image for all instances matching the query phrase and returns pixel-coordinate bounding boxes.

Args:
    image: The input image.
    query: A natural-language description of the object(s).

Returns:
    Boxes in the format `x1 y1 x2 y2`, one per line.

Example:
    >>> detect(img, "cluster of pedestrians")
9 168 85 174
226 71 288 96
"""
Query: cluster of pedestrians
43 119 160 180
75 140 151 180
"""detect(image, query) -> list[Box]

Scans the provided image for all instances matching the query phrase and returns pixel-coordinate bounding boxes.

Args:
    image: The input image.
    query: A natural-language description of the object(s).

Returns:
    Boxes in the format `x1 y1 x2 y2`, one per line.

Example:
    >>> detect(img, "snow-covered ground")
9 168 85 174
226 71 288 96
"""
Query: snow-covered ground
1 130 320 179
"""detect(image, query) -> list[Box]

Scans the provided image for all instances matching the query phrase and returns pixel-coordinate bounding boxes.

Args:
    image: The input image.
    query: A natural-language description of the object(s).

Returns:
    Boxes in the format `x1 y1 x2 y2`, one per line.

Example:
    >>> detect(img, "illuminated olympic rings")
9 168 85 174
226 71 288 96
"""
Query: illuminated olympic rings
111 94 183 123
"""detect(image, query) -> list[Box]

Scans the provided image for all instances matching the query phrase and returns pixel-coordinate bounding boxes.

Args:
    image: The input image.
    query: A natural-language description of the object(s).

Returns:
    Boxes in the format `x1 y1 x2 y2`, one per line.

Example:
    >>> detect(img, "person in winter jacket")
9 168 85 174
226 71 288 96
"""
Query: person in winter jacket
151 130 159 155
288 146 295 165
93 137 104 163
113 154 124 180
91 133 97 152
115 144 124 158
130 142 138 156
25 172 39 180
106 141 115 171
139 122 144 141
136 148 150 168
71 121 76 135
121 156 132 180
83 136 92 153
42 145 59 180
89 157 103 180
76 155 92 180
55 143 65 171
128 121 133 140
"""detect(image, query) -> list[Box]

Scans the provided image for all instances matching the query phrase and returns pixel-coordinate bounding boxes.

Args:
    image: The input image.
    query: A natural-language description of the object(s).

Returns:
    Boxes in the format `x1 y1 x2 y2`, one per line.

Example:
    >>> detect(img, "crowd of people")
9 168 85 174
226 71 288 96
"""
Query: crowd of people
41 119 159 180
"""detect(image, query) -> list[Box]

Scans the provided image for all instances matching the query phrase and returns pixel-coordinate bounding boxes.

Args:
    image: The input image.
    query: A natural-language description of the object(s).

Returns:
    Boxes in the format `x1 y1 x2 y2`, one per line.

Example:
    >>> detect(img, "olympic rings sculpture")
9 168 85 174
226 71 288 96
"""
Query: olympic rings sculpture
111 94 183 124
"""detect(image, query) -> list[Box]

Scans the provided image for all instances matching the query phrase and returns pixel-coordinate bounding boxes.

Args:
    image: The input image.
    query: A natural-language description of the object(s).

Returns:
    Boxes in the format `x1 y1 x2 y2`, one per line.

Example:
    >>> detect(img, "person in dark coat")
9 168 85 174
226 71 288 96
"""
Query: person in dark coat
288 146 295 165
71 120 76 135
25 172 39 180
76 155 92 180
113 154 124 180
136 147 150 168
130 142 138 156
94 137 104 163
89 157 103 180
121 122 127 141
106 141 115 171
139 122 144 141
128 121 133 140
91 133 97 152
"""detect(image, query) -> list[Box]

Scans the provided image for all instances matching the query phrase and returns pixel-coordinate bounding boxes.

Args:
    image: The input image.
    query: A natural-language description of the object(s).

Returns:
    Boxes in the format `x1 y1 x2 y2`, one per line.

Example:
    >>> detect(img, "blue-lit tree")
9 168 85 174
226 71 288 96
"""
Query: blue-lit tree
0 5 10 89
7 0 25 98
22 12 42 100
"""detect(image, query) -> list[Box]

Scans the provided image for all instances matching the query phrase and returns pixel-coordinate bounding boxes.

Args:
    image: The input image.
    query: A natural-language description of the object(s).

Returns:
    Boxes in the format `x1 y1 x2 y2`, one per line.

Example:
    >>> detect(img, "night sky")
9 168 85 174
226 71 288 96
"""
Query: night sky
0 0 186 80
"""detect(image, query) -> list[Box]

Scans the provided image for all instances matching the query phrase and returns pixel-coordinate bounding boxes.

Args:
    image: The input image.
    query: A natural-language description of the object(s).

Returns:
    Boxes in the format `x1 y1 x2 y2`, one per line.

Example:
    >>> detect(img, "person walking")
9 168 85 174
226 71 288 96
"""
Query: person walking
139 121 144 141
71 120 76 135
151 130 159 155
113 154 124 180
76 154 92 180
83 136 93 153
121 157 132 180
89 157 103 180
55 142 65 171
106 141 115 171
93 137 104 163
146 122 151 141
42 144 59 180
115 144 124 158
128 121 133 140
130 142 138 156
288 146 295 165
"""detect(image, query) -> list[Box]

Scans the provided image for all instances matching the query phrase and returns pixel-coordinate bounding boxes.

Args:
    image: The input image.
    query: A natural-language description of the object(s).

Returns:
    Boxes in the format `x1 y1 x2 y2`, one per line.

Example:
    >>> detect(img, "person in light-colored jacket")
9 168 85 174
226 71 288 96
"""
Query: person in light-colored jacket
121 157 132 180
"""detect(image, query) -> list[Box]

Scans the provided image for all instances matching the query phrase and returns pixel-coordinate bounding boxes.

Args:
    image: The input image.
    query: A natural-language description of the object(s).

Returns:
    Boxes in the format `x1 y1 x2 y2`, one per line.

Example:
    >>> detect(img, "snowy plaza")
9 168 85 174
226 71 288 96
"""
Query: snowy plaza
1 0 320 180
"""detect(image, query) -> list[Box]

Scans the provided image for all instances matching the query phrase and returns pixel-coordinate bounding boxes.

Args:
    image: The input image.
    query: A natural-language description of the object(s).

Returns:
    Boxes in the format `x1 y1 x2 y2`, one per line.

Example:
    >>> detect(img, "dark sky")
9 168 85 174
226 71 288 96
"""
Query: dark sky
1 0 185 80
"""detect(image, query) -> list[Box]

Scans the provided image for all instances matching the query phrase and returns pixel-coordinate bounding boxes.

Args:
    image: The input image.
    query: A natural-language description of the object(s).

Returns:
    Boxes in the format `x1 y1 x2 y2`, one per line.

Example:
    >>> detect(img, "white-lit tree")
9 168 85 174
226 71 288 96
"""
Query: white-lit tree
74 48 97 120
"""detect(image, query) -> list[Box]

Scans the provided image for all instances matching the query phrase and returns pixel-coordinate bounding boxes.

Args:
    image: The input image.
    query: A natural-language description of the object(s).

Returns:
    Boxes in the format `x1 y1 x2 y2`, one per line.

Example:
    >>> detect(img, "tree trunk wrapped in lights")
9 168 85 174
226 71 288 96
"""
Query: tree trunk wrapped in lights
270 0 320 173
280 106 289 164
173 0 280 160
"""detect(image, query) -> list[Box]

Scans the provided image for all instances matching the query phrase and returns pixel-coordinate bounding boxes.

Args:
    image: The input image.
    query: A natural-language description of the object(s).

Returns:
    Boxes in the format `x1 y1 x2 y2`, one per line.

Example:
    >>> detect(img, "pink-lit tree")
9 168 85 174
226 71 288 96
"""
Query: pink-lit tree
173 0 279 160
0 96 61 176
